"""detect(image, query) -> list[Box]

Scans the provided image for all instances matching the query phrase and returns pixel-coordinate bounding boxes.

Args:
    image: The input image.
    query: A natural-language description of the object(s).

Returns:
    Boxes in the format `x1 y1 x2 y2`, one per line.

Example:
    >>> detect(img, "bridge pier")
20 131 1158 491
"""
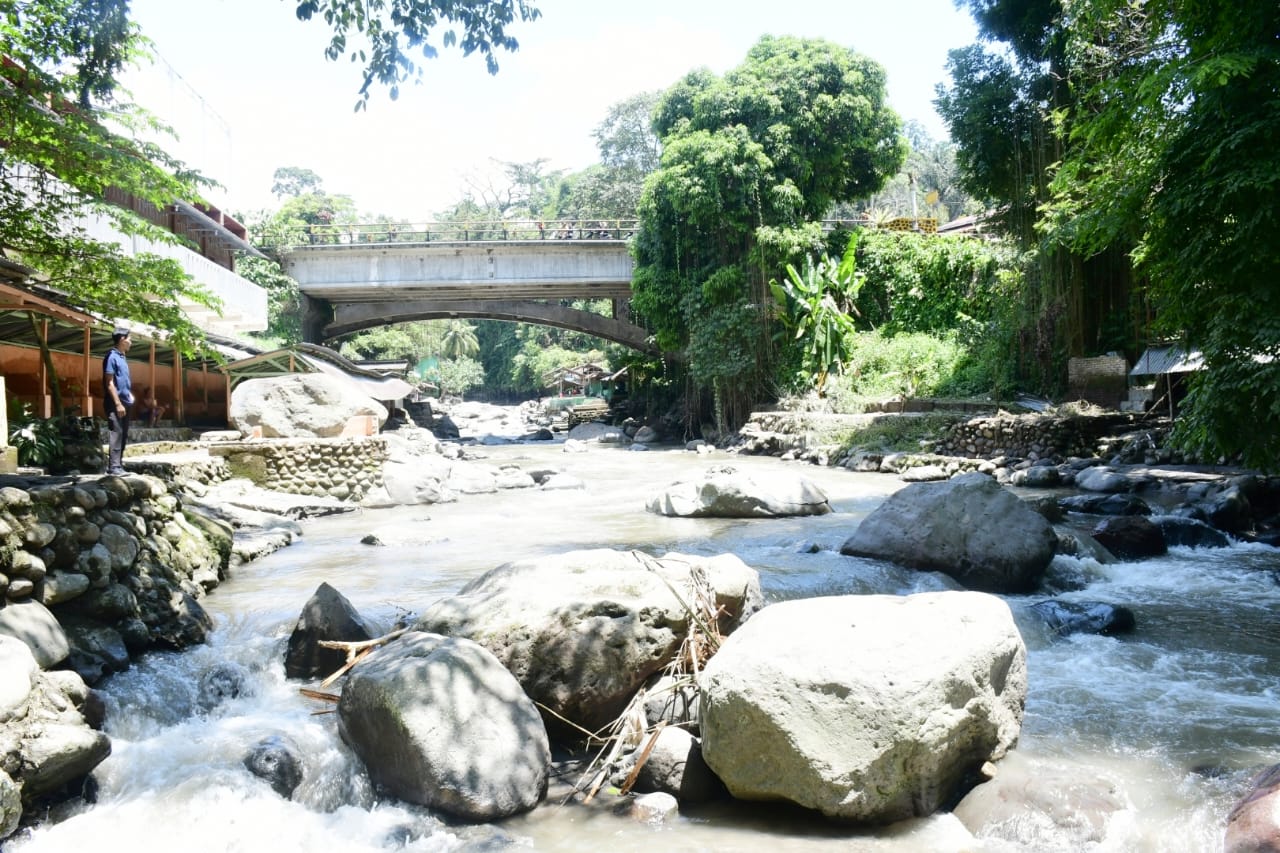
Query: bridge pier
301 294 334 345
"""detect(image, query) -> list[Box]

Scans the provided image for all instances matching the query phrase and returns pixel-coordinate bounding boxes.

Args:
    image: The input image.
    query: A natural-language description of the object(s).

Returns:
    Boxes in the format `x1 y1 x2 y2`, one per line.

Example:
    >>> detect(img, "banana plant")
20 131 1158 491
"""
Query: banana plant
770 234 864 395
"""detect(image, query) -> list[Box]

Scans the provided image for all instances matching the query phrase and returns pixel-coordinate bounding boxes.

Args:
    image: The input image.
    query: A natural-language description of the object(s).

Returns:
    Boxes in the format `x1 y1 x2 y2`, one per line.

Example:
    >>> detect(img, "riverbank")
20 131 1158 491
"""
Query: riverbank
3 403 1278 848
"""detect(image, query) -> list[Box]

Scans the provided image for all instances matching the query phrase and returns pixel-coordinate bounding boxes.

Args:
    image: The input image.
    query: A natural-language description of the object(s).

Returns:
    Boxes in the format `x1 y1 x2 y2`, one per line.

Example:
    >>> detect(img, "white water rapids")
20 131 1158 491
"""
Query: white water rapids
9 442 1279 852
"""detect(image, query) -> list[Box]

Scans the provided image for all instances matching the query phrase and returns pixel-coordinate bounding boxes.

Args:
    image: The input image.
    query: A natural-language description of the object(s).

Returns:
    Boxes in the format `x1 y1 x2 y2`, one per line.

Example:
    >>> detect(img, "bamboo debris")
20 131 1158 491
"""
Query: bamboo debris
569 555 727 805
315 626 410 687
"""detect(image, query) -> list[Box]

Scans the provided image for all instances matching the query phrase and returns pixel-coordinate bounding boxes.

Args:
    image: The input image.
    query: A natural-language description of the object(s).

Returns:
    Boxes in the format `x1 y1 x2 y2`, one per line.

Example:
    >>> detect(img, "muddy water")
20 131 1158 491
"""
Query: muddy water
11 442 1280 852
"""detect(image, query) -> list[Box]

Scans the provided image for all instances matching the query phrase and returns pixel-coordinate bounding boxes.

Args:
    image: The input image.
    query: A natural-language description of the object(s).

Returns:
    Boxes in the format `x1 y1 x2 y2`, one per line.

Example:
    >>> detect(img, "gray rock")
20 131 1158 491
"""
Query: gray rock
643 674 700 732
0 768 18 840
40 569 91 607
954 751 1131 848
1060 493 1153 516
284 582 378 680
20 722 111 800
647 465 831 518
1156 516 1231 549
230 373 388 439
1091 516 1167 560
699 591 1026 824
632 727 723 804
338 631 549 821
1010 466 1061 488
198 662 253 711
633 426 660 444
1026 600 1136 637
1225 763 1280 853
1075 466 1149 493
0 599 70 668
243 734 304 798
900 464 949 482
840 472 1057 594
416 549 762 738
0 635 37 719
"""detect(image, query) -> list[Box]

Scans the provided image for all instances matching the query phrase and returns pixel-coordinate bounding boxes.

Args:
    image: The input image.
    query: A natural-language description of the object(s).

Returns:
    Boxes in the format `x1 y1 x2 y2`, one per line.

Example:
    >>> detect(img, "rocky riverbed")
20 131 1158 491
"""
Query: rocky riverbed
2 393 1279 849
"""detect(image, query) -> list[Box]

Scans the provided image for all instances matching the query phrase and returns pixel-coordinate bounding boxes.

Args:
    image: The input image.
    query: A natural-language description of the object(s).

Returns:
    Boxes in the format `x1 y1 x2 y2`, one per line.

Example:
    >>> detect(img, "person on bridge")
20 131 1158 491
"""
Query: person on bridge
102 326 134 475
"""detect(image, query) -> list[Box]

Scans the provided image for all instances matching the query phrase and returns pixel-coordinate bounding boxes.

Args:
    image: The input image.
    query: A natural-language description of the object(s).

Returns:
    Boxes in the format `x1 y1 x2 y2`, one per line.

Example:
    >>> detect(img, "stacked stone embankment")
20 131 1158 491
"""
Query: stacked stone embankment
207 437 388 502
930 412 1138 462
0 474 228 680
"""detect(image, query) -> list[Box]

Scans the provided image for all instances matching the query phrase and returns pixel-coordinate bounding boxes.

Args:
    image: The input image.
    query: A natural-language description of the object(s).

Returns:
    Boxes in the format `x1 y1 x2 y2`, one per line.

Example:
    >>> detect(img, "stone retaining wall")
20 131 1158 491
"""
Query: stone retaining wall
206 437 388 502
932 412 1139 462
0 473 227 680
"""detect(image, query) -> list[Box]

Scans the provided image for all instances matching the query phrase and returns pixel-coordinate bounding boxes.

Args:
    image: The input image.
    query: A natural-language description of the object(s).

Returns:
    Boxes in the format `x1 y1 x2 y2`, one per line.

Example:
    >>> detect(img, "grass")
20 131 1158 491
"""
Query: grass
834 412 966 455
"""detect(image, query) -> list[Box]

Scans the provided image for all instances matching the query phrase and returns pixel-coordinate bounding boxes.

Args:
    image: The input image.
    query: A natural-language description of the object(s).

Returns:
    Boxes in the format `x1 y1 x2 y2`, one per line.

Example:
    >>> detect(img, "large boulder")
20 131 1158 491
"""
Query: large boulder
415 549 763 737
229 374 387 439
1225 764 1280 853
840 472 1057 593
337 631 549 821
647 465 832 518
0 637 110 814
699 591 1026 824
284 583 379 680
1091 516 1167 560
0 600 69 669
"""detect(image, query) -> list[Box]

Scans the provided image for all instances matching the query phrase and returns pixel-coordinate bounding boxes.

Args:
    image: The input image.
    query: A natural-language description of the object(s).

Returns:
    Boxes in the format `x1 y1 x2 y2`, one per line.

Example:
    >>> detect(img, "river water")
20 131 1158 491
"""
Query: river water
11 442 1280 852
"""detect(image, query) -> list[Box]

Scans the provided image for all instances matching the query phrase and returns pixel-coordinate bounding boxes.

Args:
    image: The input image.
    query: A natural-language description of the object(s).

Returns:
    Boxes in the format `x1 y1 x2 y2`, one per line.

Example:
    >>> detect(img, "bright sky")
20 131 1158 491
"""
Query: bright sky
125 0 979 222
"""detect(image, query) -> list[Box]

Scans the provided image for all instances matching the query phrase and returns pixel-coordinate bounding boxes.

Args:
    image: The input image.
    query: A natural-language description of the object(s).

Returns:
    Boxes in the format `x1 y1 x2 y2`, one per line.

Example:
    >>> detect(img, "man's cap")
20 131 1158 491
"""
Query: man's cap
113 326 131 337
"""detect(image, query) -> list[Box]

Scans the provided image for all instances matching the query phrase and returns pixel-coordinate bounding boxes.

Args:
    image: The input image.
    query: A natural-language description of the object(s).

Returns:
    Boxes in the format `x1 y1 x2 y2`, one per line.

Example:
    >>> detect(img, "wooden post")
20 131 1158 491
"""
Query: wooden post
37 318 50 417
81 326 93 417
173 350 184 424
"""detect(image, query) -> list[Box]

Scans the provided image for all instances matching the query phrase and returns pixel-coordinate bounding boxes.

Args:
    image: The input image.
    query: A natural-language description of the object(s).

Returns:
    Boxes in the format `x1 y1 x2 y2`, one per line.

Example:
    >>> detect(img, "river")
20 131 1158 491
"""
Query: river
10 441 1280 852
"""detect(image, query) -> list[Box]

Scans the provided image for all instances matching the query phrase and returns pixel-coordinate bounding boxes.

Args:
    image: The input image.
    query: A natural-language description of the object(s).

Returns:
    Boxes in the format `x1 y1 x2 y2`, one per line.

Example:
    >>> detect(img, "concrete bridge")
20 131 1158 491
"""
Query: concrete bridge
281 221 656 353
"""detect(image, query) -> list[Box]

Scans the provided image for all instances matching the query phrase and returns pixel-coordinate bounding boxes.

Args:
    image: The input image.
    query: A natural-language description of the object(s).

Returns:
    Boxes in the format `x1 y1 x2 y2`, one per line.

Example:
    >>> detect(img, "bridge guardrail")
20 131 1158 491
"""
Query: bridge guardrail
278 219 640 247
264 217 936 249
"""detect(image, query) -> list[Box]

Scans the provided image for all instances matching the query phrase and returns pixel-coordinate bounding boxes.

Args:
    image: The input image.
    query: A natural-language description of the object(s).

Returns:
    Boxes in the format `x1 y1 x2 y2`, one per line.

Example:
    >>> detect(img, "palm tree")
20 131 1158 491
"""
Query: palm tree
440 320 480 360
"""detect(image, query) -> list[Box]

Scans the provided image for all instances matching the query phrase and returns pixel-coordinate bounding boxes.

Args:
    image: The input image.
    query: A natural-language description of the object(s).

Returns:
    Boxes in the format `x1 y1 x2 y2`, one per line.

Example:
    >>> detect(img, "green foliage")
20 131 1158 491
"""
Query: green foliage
853 230 1007 334
0 1 222 358
835 412 963 455
440 320 480 359
6 402 64 468
770 236 863 395
237 254 302 344
633 35 906 430
435 355 486 397
338 322 444 363
271 166 324 198
1041 0 1280 468
834 330 973 400
293 0 541 109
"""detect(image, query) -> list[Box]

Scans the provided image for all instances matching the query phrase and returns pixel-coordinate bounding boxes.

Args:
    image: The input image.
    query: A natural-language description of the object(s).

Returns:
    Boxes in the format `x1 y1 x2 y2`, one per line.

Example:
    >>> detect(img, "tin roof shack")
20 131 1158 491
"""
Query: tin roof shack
542 363 627 402
1126 344 1204 417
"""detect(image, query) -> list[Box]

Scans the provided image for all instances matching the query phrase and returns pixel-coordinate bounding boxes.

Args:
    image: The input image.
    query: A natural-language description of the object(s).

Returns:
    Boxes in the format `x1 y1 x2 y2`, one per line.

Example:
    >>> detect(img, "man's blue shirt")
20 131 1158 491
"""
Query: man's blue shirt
103 347 133 406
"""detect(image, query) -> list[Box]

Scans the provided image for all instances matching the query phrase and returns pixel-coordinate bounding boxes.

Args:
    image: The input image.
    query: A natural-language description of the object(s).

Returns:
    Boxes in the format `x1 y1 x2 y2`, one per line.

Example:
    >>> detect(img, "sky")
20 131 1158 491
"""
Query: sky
124 0 980 222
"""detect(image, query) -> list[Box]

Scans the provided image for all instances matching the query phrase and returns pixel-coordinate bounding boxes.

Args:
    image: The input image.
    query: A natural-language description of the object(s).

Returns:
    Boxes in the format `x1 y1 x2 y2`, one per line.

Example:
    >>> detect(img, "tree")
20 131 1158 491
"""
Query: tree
271 166 324 198
0 0 222 364
770 235 863 396
1044 0 1280 468
558 90 661 218
632 36 905 431
936 0 1141 389
293 0 541 109
440 319 479 359
436 354 486 397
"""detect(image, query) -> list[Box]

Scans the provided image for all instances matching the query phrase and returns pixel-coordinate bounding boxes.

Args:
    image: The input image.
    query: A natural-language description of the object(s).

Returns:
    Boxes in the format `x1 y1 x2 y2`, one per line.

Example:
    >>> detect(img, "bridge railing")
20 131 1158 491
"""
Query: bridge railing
270 217 938 249
288 219 640 247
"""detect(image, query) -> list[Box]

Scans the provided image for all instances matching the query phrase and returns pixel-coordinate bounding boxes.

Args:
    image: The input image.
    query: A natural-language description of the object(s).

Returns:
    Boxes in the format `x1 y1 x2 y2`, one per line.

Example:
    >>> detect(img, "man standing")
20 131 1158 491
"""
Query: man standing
103 326 133 475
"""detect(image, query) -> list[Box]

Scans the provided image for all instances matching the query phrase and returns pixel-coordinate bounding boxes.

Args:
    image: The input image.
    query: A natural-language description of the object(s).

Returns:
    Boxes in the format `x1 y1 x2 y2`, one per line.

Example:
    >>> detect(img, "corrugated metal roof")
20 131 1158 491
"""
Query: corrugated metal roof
1130 345 1204 377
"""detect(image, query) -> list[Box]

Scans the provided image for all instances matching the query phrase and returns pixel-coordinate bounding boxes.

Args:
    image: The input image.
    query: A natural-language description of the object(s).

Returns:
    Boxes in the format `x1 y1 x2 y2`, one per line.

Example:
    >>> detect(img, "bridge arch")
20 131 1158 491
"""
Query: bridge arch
322 298 658 355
